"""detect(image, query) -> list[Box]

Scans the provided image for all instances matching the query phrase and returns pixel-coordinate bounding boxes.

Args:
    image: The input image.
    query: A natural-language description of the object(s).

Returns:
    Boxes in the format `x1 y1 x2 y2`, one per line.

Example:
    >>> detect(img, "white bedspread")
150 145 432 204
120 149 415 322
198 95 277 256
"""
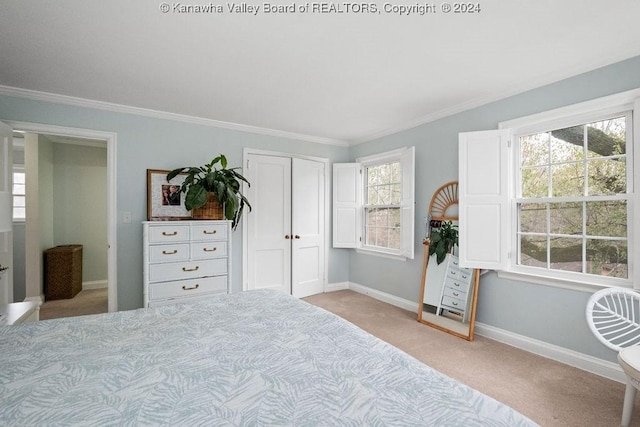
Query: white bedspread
0 289 537 426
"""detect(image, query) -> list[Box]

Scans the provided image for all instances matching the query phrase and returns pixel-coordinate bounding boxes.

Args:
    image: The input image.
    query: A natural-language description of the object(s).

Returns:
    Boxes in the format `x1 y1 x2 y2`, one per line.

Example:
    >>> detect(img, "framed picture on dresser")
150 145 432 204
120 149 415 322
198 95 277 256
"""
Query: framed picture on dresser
146 169 192 221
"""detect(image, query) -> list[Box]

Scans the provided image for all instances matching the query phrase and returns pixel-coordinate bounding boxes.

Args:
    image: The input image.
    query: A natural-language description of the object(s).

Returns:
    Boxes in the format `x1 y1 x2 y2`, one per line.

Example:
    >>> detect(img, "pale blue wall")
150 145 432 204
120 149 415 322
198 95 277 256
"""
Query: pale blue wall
53 143 108 283
348 55 640 362
0 96 351 310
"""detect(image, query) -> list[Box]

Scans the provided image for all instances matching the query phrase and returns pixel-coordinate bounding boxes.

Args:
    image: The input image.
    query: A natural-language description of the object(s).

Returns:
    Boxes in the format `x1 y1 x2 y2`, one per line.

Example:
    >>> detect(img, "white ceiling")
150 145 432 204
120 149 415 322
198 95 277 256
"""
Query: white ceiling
1 1 639 145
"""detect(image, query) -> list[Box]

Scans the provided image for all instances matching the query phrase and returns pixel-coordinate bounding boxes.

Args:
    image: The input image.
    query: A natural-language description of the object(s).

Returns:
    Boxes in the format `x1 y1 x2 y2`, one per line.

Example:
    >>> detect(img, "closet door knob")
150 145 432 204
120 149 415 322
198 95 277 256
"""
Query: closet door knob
294 235 300 239
285 235 291 239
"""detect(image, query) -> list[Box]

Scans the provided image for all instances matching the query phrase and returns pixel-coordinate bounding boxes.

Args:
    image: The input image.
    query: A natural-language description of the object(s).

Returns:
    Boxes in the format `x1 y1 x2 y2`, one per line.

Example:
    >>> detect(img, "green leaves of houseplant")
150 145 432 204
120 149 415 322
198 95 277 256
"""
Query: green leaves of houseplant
428 220 459 265
167 155 251 230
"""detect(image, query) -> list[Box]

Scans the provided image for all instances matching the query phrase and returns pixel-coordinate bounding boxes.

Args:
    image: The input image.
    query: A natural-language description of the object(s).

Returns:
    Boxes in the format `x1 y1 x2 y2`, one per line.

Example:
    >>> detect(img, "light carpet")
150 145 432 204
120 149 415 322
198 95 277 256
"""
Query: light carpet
304 289 640 427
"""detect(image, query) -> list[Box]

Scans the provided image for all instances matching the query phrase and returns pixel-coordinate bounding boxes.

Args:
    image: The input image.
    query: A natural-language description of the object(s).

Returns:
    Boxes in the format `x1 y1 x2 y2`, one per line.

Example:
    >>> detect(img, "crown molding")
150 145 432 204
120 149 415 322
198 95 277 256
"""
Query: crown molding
0 85 349 147
3 50 638 148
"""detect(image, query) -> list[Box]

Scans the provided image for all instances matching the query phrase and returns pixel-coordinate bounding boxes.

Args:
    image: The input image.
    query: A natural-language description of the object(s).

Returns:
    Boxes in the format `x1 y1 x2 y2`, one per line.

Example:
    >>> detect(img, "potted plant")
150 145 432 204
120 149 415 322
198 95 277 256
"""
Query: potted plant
167 154 251 230
0 264 7 284
427 220 458 265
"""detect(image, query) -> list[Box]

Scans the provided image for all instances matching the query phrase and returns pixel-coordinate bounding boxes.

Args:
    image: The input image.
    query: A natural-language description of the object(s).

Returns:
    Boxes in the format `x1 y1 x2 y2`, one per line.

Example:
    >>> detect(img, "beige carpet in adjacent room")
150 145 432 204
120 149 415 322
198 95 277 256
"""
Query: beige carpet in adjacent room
39 288 108 320
304 290 640 427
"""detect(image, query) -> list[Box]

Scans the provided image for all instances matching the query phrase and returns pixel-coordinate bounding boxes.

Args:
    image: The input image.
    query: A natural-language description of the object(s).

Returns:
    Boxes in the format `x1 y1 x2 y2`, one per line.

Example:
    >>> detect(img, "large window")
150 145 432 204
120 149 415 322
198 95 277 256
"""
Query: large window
517 114 630 279
459 89 639 290
333 146 415 259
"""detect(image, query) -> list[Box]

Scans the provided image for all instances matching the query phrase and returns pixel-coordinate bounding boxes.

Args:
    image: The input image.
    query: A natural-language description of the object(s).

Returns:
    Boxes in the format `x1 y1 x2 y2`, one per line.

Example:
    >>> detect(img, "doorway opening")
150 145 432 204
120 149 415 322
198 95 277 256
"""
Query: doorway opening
8 121 117 316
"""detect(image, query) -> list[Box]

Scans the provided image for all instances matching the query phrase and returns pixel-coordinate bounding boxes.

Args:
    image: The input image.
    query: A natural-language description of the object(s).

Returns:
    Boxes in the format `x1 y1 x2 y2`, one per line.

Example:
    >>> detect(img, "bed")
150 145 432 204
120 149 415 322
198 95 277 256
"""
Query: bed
0 289 537 426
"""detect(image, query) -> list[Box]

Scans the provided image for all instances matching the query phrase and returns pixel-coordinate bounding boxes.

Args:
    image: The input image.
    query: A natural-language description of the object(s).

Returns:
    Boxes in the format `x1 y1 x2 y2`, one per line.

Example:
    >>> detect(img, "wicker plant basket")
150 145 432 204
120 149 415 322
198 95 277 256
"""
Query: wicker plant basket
192 192 224 220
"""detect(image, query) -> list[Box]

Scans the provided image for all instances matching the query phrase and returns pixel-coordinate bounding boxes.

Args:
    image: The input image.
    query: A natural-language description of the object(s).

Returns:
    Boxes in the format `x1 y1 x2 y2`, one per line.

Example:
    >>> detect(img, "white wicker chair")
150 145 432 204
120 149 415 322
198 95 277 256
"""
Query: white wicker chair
586 287 640 427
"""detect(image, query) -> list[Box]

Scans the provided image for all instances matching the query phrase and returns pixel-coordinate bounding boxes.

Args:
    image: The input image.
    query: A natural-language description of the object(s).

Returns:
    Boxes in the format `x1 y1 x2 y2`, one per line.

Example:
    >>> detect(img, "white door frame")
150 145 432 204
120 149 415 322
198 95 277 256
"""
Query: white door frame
0 122 14 305
6 120 118 312
242 148 329 294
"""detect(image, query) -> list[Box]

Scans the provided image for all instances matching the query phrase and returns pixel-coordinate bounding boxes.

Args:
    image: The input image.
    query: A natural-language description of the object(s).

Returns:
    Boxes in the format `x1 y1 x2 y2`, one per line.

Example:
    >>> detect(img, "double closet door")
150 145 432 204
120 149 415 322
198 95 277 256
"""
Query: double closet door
245 153 326 298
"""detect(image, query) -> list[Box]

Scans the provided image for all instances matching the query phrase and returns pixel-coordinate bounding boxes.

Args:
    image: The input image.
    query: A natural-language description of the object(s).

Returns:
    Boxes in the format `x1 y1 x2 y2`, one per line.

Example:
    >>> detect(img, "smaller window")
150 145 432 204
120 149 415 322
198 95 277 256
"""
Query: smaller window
364 161 402 251
332 146 415 259
13 170 25 221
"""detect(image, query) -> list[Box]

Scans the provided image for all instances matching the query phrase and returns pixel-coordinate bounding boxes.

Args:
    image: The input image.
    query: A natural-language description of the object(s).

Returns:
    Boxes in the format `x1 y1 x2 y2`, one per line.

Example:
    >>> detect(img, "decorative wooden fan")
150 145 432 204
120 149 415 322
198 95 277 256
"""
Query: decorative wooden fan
428 181 458 221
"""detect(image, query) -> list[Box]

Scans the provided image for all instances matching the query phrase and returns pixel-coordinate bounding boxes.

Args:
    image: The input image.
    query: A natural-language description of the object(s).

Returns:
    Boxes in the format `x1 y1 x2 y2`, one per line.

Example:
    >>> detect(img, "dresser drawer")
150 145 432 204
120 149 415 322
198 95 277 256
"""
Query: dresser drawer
149 258 227 282
448 257 473 275
441 295 466 312
149 243 189 263
191 223 228 241
190 241 228 260
443 285 467 301
148 275 228 301
447 268 473 284
148 225 190 243
443 277 470 293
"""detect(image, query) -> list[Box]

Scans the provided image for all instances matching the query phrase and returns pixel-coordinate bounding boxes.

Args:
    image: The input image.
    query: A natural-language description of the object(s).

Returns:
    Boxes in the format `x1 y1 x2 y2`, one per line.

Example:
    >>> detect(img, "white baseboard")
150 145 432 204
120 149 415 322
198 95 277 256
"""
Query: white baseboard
347 281 419 313
83 280 108 290
24 295 44 305
324 281 349 292
474 322 625 384
326 281 625 384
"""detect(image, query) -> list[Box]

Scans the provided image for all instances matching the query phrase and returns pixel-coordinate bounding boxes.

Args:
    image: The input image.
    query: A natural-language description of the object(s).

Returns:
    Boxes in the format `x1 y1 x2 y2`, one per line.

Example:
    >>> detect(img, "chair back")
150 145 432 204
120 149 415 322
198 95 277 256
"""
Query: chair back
586 287 640 352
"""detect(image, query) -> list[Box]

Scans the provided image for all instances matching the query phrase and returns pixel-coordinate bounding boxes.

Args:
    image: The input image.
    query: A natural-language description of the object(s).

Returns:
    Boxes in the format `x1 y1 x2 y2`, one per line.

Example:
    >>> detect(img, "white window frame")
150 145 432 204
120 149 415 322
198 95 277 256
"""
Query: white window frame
459 89 640 292
333 146 415 260
12 166 25 222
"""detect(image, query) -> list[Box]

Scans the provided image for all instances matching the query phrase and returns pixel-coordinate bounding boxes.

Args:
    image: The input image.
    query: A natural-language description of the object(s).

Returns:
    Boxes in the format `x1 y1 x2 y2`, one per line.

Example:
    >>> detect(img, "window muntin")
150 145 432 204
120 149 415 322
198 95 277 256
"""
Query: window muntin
364 161 401 251
516 114 630 280
13 170 25 221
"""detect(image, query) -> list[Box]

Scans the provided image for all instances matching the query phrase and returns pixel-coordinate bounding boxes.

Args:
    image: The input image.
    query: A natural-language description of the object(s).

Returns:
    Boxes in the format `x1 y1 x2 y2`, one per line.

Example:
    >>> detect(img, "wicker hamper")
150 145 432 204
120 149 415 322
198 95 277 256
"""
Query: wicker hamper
44 244 83 300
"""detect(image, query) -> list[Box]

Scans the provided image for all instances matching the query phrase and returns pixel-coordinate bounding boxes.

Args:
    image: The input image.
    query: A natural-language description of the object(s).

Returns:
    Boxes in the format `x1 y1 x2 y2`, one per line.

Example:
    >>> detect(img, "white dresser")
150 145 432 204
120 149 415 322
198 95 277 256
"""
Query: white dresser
423 253 474 322
143 220 231 308
439 254 474 322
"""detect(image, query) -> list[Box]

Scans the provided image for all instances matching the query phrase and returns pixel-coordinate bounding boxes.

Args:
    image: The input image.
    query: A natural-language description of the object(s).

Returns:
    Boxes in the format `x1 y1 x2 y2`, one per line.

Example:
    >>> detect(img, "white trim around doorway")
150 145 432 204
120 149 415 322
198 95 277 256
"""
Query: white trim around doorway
5 121 118 312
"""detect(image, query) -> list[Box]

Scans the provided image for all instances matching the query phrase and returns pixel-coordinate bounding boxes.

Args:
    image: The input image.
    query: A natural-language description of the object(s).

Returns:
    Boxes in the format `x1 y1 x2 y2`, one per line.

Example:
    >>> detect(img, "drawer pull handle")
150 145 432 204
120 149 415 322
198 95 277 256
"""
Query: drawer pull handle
451 301 458 306
162 250 178 255
182 284 200 291
162 231 178 236
182 266 200 272
203 247 217 252
203 230 217 235
454 282 460 287
453 292 459 297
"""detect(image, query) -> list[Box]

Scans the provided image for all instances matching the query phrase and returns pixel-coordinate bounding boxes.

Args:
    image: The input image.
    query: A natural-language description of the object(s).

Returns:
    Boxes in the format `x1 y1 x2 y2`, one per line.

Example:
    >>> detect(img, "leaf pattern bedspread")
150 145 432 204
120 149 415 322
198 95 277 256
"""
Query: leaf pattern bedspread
0 289 537 426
